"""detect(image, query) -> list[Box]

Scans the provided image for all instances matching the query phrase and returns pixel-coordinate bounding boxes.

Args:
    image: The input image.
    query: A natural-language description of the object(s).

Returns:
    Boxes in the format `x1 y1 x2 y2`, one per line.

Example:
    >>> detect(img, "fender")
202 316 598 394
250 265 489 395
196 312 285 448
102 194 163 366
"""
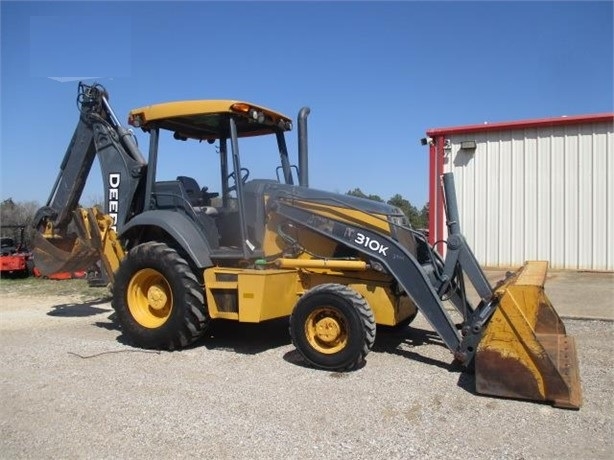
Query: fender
120 210 213 268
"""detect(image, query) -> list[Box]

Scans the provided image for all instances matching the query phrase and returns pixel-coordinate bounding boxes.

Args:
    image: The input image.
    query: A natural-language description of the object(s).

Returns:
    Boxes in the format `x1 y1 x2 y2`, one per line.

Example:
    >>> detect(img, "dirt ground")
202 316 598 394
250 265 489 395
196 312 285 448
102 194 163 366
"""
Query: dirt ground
1 276 613 459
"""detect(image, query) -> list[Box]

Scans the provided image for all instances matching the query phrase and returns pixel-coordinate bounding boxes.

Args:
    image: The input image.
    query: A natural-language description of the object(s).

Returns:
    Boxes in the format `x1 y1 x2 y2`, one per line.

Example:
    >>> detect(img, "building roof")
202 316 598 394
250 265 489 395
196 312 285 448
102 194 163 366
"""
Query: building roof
426 113 614 136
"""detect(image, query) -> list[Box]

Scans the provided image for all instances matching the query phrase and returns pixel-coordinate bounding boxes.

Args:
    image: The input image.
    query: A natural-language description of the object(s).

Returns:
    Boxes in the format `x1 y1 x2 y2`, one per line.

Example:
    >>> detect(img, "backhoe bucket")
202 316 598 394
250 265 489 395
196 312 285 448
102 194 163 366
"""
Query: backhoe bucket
475 261 582 409
32 232 99 276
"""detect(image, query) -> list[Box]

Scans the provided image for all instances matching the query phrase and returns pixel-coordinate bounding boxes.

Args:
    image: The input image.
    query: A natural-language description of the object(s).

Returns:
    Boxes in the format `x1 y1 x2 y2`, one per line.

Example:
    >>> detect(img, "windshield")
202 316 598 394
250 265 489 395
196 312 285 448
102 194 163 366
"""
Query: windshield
151 121 296 206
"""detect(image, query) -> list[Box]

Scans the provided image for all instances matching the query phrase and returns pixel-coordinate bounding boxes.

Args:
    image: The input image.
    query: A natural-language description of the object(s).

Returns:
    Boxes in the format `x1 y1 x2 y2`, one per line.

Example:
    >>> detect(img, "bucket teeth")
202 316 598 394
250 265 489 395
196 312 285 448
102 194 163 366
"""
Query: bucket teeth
475 261 582 409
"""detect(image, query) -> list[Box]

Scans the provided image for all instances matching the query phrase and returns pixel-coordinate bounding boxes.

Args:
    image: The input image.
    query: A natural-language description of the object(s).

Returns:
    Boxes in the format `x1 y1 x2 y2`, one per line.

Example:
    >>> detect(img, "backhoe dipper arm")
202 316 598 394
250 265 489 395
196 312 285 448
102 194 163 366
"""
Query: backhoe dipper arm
33 83 147 279
34 82 147 234
41 116 96 231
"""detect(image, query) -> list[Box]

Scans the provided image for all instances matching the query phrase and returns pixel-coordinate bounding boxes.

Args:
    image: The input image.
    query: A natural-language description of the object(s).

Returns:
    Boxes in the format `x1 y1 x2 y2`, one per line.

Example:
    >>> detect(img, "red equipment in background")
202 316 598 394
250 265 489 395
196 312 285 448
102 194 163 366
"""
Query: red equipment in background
0 225 33 278
32 267 87 280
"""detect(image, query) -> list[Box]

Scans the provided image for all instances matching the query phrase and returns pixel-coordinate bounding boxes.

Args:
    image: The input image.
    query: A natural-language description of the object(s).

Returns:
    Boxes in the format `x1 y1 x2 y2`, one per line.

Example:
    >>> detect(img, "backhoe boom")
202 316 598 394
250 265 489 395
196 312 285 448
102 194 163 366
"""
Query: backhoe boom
33 83 146 278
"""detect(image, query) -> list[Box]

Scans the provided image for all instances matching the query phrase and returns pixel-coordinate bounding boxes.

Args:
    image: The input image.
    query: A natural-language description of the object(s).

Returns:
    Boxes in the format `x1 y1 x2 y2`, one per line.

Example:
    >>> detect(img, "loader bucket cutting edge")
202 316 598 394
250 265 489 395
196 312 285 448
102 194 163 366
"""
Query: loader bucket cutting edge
475 261 582 409
32 232 99 276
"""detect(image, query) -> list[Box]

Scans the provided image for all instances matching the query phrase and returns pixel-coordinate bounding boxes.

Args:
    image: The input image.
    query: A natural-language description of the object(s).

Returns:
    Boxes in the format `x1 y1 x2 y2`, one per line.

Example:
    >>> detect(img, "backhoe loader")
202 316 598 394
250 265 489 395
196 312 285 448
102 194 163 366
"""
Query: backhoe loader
33 83 581 409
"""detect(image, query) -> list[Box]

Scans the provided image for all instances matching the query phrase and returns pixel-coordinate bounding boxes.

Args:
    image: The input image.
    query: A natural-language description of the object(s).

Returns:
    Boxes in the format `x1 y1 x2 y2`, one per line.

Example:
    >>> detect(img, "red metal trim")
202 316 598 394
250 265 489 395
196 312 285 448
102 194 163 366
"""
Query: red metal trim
427 135 446 254
436 135 445 254
426 113 614 137
428 142 436 245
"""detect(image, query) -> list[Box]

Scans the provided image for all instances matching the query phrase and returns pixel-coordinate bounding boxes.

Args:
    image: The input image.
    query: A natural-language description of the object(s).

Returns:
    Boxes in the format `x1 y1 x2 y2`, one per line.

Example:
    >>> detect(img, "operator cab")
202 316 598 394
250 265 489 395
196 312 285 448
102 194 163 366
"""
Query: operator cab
128 100 296 261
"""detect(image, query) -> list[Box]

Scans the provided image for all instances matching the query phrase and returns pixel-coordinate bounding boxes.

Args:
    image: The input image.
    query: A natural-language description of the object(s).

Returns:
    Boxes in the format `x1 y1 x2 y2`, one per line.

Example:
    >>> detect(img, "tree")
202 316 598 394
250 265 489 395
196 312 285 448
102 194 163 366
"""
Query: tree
418 203 429 230
345 190 428 229
346 188 384 203
1 198 41 248
387 194 422 228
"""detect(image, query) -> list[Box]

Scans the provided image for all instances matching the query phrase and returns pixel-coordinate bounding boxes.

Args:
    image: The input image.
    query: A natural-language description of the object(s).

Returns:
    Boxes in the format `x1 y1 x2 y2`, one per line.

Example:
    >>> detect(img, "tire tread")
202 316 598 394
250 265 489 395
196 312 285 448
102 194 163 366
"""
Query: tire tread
112 241 209 350
290 283 376 371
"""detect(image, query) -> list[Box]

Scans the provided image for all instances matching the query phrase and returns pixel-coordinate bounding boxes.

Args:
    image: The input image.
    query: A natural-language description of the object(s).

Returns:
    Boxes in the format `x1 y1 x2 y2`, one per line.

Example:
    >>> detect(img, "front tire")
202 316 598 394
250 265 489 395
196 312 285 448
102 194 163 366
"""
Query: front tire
112 242 209 350
289 284 376 371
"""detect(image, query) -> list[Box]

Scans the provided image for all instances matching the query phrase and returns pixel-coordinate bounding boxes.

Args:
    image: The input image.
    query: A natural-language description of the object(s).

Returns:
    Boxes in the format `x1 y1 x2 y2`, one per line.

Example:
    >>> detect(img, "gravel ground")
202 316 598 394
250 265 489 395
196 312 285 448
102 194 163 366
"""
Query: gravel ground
1 287 613 459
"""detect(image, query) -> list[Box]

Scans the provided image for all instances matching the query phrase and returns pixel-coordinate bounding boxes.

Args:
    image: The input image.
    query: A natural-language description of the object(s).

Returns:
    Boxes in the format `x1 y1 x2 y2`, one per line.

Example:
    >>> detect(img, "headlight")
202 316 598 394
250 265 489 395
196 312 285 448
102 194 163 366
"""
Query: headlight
388 215 409 228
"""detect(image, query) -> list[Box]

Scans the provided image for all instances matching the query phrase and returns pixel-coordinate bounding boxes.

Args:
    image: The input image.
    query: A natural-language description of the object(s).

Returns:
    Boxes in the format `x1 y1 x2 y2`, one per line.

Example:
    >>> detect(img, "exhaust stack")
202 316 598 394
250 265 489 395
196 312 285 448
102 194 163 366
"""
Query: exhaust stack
297 107 310 187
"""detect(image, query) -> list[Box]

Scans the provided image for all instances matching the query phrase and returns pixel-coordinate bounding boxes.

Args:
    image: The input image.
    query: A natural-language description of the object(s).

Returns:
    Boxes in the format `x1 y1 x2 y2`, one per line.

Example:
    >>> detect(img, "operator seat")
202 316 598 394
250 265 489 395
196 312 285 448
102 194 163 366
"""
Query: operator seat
177 176 218 215
154 180 220 249
177 176 204 206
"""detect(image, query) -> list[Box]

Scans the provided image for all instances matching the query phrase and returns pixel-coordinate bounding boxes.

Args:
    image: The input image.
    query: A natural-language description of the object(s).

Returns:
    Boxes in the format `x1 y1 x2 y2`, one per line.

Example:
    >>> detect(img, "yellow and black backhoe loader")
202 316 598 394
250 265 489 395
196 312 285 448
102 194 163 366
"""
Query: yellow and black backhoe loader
33 83 581 409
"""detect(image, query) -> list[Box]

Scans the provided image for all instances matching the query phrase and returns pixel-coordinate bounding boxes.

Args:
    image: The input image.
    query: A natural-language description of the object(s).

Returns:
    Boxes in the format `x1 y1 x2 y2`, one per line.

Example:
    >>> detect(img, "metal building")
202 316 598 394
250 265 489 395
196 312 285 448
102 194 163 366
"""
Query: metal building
426 113 614 271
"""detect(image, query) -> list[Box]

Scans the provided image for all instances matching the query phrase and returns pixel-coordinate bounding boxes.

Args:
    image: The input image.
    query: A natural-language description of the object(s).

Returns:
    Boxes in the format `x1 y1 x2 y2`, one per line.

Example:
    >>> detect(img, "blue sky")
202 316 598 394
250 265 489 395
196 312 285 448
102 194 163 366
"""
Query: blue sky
1 0 612 209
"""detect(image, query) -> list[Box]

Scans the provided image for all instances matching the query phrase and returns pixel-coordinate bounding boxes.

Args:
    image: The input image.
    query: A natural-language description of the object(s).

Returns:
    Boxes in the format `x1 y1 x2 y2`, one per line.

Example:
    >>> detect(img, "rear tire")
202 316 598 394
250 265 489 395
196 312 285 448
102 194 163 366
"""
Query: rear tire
112 242 209 350
289 283 376 371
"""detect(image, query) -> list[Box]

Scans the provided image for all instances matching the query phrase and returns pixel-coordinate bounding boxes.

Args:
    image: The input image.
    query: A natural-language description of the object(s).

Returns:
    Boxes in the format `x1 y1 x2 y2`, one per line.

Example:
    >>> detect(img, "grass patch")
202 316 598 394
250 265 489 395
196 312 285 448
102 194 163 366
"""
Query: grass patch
0 276 111 302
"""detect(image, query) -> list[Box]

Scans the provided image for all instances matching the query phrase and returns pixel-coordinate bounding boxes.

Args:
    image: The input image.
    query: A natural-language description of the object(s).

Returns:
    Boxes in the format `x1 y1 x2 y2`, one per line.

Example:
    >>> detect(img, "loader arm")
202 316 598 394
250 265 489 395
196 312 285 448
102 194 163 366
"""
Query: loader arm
271 196 506 367
271 197 474 362
33 83 147 277
270 172 582 409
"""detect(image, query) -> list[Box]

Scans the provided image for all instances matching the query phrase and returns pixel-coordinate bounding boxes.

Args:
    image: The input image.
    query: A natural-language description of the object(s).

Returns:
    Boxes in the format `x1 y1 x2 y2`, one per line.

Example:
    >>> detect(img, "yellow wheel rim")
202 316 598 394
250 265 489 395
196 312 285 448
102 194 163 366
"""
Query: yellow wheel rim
305 307 348 354
127 268 173 328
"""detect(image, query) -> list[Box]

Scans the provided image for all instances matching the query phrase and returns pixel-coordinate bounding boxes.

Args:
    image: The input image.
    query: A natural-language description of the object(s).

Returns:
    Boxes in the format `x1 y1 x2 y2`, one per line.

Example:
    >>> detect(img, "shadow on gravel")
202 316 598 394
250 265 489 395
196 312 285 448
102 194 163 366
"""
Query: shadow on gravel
281 349 367 371
375 324 476 393
95 311 119 331
200 318 292 354
372 325 454 370
49 303 475 394
48 297 112 317
282 349 310 369
99 315 291 353
456 371 477 395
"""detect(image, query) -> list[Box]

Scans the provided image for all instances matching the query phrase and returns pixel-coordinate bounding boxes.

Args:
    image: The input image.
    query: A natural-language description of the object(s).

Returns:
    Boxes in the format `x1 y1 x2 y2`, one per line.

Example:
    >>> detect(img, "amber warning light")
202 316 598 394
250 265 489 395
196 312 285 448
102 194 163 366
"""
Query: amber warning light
128 113 144 127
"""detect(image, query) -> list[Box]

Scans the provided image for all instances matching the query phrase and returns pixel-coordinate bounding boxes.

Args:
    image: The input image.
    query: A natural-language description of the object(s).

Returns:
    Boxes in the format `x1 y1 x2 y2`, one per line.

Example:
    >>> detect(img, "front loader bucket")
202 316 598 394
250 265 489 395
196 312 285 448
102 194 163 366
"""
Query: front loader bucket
475 261 582 409
32 232 99 276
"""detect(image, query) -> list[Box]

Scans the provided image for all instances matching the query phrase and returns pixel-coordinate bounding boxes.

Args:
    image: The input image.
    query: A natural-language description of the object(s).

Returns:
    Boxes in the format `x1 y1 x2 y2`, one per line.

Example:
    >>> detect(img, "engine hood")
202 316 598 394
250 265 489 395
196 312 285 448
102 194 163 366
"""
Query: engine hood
245 180 405 217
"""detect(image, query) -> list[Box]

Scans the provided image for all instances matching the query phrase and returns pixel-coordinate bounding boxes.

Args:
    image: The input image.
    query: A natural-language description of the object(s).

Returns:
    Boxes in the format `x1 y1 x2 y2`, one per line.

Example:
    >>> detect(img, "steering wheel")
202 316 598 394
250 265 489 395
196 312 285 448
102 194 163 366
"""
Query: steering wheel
227 168 250 192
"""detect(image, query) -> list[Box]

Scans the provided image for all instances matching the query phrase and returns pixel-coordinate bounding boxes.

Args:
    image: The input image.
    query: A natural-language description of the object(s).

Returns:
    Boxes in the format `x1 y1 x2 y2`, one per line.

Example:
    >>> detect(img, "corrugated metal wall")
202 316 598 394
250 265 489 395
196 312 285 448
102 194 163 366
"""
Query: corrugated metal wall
442 120 613 271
